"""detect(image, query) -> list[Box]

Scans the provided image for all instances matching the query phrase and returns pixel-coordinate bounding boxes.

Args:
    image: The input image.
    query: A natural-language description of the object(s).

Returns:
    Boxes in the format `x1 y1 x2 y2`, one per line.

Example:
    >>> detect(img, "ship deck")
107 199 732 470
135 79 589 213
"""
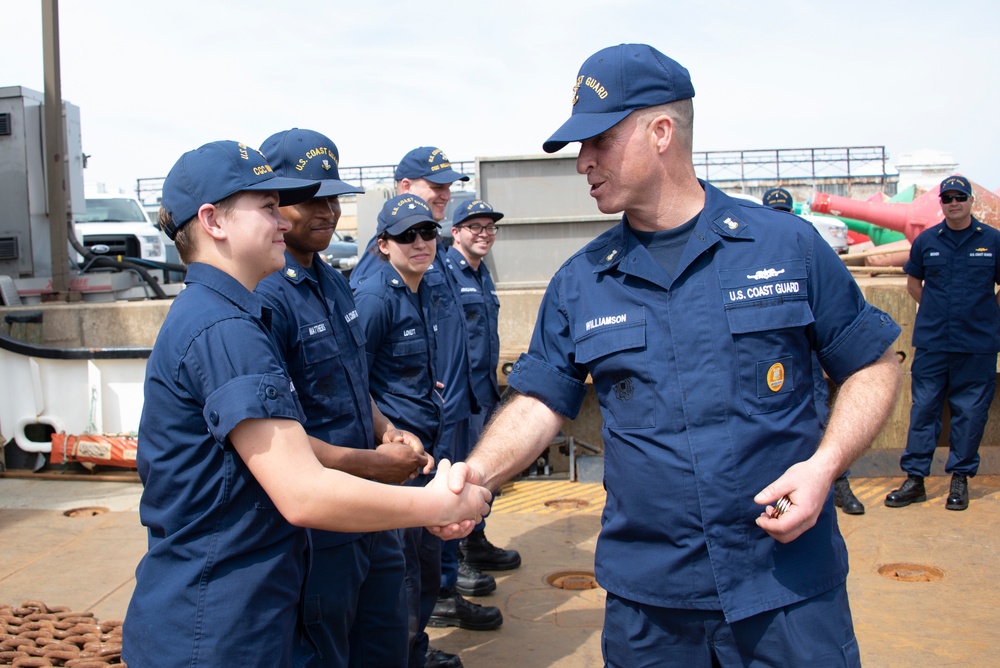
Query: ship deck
1 474 997 667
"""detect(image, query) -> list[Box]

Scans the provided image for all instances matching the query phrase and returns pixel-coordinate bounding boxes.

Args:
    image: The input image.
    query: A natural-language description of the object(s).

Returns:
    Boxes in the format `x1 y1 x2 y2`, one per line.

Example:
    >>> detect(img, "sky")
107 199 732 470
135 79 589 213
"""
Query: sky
4 0 999 197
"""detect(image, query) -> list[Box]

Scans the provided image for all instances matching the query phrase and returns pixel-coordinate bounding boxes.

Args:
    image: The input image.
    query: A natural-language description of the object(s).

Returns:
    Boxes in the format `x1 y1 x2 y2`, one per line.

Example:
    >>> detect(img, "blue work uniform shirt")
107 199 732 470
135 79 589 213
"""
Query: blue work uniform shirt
350 234 380 291
256 252 375 549
426 244 478 423
354 261 444 450
506 182 900 622
355 239 477 421
445 245 502 411
124 263 310 668
903 217 1000 353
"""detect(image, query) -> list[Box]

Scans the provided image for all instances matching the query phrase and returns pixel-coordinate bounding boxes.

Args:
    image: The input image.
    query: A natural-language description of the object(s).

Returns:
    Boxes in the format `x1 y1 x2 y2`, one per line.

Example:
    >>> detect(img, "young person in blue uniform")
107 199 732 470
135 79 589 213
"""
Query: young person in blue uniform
762 187 865 515
886 175 1000 511
444 45 903 666
353 193 492 668
122 142 491 668
256 128 433 667
354 148 507 654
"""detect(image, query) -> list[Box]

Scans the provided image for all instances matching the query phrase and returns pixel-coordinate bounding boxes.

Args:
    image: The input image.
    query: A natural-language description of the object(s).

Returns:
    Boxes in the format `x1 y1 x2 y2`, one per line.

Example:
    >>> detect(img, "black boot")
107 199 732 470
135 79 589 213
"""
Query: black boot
455 559 496 597
945 473 969 511
460 530 521 571
884 474 926 508
429 588 503 631
834 477 865 515
426 646 463 668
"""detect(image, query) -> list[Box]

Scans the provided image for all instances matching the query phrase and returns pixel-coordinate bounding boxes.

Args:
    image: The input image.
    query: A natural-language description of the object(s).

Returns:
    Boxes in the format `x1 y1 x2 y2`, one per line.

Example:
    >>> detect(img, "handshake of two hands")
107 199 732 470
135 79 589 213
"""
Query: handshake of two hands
423 460 491 541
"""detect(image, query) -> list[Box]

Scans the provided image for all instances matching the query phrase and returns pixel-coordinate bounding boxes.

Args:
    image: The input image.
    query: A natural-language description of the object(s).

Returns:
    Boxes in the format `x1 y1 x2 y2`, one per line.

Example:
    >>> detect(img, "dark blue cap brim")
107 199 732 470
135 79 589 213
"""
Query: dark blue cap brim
383 216 439 237
422 168 470 184
940 186 973 196
542 109 633 153
315 179 365 198
242 176 321 207
454 211 503 226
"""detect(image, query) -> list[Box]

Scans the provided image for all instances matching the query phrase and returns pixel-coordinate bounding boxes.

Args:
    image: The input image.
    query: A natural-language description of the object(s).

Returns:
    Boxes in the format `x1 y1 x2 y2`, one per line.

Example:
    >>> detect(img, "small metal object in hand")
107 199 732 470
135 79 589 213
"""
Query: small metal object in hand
771 495 792 519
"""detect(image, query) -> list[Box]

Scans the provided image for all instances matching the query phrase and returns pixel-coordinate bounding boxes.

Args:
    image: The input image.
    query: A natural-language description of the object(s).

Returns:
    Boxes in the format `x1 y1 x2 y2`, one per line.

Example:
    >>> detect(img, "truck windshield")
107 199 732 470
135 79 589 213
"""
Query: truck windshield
77 198 147 223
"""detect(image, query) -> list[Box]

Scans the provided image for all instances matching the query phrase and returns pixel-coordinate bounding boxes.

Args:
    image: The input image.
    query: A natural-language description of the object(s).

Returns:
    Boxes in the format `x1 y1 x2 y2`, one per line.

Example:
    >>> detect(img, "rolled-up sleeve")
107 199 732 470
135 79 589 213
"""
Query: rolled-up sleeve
506 274 588 418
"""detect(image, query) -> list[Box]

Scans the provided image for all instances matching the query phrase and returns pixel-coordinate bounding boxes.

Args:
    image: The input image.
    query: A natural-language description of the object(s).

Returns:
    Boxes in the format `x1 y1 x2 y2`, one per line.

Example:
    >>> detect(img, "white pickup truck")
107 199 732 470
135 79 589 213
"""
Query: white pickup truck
73 194 166 262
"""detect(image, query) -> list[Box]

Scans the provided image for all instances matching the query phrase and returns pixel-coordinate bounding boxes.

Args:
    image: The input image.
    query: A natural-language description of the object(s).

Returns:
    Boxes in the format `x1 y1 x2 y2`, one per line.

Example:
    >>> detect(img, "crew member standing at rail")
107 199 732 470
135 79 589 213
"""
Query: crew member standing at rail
256 128 432 667
886 175 1000 511
123 142 490 668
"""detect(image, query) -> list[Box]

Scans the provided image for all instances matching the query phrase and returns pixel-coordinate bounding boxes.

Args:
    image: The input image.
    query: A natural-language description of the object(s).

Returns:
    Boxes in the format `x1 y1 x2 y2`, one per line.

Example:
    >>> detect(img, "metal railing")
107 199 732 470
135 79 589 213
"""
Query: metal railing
693 146 891 184
136 149 891 204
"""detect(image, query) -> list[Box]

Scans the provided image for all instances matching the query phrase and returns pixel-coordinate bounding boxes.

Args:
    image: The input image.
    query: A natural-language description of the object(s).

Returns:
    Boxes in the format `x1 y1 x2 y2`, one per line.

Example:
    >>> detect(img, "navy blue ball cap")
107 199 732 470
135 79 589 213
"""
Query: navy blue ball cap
161 140 320 240
453 199 504 226
543 44 696 153
939 175 972 197
762 187 794 211
394 146 470 184
377 194 440 237
259 128 364 198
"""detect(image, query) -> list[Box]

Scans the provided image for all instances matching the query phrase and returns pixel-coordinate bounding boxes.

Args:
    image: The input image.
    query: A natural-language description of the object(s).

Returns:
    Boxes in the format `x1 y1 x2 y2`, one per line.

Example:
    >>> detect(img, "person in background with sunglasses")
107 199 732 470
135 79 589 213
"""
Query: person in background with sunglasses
353 194 476 668
356 148 506 667
887 175 1000 511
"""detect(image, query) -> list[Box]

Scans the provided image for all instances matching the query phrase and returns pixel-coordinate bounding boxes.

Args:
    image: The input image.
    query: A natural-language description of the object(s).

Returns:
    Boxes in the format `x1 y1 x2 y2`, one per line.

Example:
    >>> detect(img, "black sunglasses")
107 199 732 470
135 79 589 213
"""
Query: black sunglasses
386 226 439 244
940 194 969 204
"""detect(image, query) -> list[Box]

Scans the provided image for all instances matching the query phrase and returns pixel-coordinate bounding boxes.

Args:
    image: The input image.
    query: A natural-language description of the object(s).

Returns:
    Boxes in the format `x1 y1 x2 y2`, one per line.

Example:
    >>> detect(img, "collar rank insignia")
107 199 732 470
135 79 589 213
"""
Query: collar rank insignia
285 268 297 278
605 249 618 262
724 217 739 230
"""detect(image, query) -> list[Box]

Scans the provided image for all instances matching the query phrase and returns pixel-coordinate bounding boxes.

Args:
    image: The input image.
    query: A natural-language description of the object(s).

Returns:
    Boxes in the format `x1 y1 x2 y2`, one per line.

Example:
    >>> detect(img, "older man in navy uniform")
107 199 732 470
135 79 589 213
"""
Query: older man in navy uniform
445 44 902 666
886 175 1000 511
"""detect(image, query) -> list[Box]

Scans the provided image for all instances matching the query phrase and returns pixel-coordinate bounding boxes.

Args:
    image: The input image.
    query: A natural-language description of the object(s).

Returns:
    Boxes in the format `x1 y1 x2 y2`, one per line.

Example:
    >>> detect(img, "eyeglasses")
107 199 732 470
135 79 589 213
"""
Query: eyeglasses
457 223 500 236
386 226 439 244
940 194 969 204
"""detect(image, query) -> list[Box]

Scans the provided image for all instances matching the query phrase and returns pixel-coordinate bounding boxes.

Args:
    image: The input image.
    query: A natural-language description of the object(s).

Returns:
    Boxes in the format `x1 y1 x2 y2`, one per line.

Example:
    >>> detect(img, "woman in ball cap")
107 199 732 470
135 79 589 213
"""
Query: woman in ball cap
122 142 490 668
353 193 462 665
